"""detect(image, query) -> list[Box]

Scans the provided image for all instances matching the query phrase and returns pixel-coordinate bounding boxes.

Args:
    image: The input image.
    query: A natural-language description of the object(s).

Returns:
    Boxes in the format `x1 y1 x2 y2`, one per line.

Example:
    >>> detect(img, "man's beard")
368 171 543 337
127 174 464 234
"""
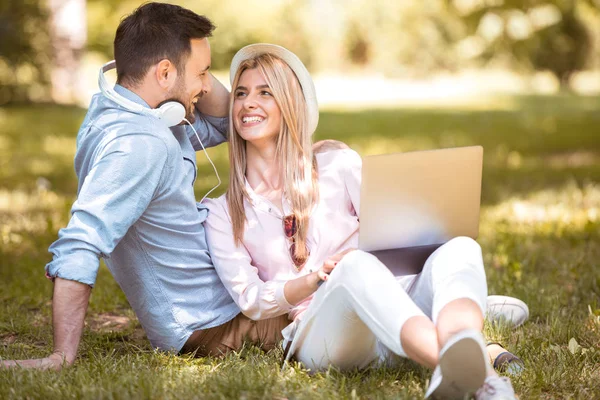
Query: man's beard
162 78 197 124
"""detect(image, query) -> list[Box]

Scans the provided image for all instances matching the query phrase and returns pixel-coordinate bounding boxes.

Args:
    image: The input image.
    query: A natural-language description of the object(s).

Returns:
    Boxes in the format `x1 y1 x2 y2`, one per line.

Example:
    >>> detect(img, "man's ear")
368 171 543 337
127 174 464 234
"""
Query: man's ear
154 59 177 89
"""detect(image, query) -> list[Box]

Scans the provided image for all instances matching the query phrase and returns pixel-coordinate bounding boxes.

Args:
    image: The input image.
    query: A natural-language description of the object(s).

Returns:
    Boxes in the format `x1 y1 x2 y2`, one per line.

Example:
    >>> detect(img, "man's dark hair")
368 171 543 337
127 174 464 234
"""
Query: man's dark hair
114 2 215 86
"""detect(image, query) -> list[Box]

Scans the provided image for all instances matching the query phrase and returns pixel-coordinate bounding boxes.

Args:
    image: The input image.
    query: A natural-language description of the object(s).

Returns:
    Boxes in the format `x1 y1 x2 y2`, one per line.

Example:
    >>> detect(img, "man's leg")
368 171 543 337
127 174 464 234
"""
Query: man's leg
181 313 289 357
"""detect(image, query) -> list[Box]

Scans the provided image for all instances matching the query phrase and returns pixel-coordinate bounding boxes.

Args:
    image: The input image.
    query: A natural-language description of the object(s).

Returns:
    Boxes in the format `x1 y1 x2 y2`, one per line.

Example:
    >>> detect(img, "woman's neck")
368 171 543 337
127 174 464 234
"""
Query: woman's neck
245 140 283 202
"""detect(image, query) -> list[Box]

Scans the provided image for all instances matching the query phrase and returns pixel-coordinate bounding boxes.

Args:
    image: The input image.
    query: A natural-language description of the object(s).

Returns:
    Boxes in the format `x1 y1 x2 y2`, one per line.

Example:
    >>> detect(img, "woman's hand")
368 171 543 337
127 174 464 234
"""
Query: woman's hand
284 248 356 305
317 248 356 282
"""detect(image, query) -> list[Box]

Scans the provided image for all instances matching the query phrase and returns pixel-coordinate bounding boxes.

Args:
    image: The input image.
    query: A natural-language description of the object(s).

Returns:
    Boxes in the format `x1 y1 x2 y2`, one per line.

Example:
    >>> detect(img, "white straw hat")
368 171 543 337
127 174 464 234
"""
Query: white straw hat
229 43 319 135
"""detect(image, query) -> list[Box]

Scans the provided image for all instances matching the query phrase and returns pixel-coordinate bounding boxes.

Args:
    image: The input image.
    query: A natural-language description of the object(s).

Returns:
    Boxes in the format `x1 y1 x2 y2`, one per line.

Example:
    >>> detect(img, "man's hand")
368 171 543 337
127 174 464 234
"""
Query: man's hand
1 278 91 371
1 352 67 371
194 73 229 117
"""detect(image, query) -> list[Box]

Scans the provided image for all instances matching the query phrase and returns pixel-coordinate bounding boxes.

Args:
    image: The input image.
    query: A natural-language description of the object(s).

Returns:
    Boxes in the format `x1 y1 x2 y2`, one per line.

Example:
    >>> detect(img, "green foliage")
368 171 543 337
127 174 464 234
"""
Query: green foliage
1 96 600 397
530 10 590 84
3 0 600 104
450 0 600 85
85 0 315 70
0 1 52 104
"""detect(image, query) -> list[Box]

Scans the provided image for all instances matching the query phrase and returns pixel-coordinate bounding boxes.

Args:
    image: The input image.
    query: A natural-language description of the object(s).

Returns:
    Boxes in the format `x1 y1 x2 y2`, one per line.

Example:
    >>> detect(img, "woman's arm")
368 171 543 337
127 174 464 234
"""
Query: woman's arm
205 197 352 319
341 148 363 217
313 141 362 216
283 250 353 304
204 198 305 320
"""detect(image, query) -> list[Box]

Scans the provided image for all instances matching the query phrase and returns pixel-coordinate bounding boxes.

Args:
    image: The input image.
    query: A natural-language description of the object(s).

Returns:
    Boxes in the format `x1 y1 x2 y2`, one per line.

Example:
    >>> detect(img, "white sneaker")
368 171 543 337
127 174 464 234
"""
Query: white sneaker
486 295 529 327
425 329 488 399
475 375 517 400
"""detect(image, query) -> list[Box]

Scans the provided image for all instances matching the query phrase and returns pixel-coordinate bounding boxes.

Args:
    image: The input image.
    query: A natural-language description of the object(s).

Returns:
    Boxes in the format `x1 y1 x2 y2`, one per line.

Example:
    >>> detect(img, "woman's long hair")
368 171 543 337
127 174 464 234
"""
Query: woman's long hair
227 53 318 262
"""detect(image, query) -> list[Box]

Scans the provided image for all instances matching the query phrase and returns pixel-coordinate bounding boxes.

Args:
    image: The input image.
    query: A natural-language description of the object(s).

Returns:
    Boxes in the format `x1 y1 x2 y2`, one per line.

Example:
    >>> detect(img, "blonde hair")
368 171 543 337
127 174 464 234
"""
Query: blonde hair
227 53 318 263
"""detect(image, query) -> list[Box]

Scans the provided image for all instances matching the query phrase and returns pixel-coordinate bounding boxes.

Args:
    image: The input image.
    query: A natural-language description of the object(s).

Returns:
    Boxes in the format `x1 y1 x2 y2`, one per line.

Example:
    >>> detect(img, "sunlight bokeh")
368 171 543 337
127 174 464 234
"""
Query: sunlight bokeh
1 3 600 397
482 181 599 232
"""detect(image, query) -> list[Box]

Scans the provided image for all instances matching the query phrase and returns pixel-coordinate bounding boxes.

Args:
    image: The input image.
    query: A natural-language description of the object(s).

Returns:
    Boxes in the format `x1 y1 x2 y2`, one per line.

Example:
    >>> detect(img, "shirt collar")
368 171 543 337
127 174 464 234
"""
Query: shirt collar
113 84 152 109
244 179 291 218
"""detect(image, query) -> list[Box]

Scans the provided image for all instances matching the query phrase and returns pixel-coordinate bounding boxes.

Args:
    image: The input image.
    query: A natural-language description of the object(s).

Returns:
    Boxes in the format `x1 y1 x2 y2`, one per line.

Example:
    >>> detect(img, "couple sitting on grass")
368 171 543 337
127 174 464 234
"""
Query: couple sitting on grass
1 3 527 399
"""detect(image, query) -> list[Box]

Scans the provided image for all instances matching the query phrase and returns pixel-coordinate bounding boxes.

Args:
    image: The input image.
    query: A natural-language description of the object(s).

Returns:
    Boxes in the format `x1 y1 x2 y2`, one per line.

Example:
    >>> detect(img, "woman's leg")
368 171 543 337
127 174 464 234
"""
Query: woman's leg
406 237 517 398
407 236 488 350
292 250 439 371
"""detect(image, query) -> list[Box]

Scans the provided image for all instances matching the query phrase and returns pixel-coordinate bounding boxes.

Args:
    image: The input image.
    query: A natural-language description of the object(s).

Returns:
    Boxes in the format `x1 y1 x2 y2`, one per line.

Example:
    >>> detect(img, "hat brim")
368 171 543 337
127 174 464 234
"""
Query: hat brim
229 43 319 135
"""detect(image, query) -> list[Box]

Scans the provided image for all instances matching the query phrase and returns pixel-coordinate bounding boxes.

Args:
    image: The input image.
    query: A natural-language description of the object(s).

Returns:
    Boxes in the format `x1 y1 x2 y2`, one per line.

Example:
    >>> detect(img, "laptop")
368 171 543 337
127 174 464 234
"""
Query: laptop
358 145 483 276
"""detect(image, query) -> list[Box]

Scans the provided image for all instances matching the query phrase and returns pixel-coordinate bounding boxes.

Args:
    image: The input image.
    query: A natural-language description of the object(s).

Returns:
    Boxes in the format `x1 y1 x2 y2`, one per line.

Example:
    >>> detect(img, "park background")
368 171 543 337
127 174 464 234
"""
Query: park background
1 0 599 398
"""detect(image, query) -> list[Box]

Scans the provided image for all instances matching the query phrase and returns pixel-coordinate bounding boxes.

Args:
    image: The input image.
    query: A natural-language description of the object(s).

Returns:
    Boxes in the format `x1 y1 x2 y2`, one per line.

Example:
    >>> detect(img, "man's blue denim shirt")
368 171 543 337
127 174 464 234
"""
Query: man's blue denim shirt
45 85 240 352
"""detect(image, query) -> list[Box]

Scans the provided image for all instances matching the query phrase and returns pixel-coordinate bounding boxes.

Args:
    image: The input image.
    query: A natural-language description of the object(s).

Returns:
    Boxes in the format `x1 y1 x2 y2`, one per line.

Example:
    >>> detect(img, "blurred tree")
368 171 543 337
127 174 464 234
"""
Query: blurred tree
530 8 591 86
449 0 598 88
0 1 52 104
47 0 87 104
85 0 314 69
86 0 132 57
345 20 371 67
2 0 599 105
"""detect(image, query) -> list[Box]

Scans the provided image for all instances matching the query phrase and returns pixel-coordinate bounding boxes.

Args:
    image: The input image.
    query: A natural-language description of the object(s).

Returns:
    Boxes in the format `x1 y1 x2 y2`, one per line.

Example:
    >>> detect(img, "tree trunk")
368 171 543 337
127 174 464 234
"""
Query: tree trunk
47 0 87 104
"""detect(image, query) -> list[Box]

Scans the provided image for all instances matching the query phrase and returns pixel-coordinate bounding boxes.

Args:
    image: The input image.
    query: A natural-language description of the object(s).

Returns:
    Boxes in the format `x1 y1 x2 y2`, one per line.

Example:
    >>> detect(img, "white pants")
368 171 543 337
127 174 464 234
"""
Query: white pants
289 236 488 371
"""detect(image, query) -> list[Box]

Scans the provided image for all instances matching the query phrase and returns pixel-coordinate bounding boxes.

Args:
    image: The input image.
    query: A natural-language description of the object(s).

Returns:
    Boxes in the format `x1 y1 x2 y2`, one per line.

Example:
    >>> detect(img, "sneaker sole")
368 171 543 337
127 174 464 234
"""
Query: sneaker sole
432 329 487 399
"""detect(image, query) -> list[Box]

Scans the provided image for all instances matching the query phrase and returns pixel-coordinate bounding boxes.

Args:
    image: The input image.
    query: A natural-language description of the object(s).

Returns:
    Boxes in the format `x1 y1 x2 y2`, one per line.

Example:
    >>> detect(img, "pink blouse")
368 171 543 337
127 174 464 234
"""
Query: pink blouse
204 148 362 321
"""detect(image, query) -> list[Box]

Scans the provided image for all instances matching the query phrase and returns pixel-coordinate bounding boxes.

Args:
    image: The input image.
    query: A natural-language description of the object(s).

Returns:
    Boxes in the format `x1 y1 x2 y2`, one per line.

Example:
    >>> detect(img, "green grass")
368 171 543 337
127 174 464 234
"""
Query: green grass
1 95 599 399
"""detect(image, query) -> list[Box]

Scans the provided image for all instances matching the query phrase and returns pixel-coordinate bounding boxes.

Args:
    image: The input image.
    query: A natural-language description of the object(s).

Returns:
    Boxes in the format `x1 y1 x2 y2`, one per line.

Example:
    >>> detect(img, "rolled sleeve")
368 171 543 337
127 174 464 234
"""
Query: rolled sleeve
45 133 168 286
45 246 99 286
275 281 294 310
204 197 293 320
186 109 228 150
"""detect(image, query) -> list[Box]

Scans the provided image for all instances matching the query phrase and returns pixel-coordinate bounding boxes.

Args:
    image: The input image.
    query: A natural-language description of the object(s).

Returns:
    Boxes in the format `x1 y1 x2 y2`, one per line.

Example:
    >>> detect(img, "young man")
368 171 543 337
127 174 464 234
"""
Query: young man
0 2 288 370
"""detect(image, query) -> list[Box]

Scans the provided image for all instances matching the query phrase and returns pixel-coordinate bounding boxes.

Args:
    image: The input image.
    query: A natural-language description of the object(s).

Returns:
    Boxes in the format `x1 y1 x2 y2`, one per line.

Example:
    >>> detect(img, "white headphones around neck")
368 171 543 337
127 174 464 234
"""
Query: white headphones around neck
98 60 186 127
97 60 222 202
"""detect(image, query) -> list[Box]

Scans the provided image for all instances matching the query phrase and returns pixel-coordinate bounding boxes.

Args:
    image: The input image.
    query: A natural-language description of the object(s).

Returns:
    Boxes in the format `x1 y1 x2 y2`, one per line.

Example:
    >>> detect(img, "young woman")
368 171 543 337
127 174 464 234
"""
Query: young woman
204 44 518 399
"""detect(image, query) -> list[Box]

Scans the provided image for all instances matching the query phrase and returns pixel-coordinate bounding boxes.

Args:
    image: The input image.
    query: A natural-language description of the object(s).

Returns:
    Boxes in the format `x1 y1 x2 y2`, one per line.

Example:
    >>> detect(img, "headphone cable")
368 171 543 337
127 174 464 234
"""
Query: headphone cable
183 118 222 203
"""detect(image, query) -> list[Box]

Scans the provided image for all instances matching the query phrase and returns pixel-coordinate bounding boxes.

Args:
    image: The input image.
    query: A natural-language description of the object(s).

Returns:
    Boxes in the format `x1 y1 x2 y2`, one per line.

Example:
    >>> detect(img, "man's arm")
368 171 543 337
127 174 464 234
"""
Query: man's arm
1 134 170 370
186 74 230 150
1 278 90 370
52 278 91 366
